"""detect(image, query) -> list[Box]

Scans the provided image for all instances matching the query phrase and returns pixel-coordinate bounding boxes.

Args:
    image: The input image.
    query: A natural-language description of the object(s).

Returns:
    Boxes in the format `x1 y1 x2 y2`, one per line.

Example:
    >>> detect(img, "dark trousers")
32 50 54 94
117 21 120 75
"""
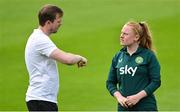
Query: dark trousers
26 100 58 111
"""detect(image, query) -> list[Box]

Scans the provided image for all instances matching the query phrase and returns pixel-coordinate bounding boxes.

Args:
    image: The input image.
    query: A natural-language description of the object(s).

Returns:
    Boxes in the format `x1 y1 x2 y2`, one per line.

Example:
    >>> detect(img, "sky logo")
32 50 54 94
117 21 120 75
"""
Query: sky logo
119 65 137 76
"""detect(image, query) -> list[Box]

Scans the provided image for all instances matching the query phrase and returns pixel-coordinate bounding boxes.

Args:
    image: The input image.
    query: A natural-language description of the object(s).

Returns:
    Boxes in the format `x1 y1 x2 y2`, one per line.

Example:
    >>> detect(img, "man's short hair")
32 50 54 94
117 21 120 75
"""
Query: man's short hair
38 4 63 26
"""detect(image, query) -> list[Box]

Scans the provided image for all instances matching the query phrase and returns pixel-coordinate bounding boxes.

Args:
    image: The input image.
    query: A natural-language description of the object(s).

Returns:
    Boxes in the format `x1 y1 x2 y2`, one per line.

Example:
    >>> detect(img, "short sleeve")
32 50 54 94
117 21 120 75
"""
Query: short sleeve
36 36 57 57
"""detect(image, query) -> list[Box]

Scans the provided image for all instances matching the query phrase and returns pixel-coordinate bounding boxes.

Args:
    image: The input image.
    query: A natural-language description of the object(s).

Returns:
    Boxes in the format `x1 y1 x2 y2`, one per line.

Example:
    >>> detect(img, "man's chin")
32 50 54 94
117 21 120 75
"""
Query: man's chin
52 30 58 33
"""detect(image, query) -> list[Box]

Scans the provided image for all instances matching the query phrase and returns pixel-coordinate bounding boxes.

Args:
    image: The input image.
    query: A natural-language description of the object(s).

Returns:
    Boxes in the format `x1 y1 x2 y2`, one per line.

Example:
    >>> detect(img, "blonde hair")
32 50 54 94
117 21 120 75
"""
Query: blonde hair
125 21 155 52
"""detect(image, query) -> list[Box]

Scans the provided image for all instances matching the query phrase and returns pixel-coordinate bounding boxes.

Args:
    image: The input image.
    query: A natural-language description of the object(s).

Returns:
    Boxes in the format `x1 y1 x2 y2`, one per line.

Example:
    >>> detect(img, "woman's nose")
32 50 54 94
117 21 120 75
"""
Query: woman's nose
120 34 123 39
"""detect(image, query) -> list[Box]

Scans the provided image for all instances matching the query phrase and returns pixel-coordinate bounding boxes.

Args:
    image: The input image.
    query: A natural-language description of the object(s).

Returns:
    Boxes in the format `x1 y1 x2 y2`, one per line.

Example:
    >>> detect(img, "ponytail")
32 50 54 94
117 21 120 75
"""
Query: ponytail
139 22 154 51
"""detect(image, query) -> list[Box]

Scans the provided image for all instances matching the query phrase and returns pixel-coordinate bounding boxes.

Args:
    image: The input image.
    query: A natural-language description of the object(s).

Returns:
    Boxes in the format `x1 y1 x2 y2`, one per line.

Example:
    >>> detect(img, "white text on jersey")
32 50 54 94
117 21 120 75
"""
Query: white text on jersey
119 65 137 76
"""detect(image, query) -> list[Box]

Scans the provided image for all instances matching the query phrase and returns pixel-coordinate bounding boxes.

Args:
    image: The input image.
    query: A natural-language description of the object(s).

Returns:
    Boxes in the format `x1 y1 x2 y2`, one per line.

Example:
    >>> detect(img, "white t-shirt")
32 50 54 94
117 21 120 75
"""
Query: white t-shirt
25 29 59 103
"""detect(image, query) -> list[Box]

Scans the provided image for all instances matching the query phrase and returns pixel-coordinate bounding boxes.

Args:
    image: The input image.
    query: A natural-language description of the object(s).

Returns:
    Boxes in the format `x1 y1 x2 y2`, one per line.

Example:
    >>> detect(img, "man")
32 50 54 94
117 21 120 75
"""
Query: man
25 4 87 111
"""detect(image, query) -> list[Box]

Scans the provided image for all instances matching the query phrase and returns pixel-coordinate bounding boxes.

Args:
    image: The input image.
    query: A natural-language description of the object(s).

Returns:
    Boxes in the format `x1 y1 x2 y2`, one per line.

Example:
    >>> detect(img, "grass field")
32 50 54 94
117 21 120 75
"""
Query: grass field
0 0 180 111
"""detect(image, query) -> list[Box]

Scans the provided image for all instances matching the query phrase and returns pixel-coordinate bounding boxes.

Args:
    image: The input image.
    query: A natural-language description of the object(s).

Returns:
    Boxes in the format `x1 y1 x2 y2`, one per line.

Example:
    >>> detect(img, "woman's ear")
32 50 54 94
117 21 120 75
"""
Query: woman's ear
135 34 140 41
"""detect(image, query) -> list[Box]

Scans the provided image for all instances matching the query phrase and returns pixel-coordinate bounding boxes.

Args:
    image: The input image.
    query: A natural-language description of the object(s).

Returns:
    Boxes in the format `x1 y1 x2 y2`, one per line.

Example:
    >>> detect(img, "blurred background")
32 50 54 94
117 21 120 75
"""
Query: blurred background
0 0 180 111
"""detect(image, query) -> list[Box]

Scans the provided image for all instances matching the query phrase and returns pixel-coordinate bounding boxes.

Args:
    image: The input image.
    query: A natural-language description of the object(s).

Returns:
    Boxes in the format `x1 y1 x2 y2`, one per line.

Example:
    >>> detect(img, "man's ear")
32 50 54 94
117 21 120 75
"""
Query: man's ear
45 20 51 25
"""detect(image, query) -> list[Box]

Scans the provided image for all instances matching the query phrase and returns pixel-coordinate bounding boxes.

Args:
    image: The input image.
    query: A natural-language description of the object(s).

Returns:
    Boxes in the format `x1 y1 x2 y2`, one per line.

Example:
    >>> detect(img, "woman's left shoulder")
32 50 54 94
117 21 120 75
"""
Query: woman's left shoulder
140 48 159 62
142 48 156 56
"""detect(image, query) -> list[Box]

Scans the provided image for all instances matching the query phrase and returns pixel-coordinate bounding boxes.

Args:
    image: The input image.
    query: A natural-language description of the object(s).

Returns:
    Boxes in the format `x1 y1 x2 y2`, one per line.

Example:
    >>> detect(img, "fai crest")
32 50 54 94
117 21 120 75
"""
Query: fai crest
135 56 143 64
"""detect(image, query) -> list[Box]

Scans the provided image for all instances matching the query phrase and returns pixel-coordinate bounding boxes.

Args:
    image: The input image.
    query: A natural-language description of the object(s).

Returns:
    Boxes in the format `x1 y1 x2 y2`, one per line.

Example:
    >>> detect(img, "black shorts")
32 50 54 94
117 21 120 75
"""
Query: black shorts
26 100 58 111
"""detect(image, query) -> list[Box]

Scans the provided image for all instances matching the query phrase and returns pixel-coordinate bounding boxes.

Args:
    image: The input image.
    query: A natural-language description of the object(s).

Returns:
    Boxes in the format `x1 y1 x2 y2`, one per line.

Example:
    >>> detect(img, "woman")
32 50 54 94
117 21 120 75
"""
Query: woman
106 21 161 111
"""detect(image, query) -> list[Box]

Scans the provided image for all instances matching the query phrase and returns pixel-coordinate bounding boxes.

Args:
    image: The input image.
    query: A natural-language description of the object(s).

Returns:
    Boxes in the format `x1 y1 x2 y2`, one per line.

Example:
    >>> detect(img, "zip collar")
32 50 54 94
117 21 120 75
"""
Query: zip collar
120 46 145 56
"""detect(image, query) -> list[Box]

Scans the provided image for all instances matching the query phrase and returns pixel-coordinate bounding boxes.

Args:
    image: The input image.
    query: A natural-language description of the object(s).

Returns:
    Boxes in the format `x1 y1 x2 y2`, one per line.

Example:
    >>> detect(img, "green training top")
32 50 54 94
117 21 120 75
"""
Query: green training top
106 46 161 111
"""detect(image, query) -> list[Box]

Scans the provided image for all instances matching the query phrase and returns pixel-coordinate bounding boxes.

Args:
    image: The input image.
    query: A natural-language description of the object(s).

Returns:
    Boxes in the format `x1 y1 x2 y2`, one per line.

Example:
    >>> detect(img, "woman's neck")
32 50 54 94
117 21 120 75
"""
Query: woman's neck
127 43 139 56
